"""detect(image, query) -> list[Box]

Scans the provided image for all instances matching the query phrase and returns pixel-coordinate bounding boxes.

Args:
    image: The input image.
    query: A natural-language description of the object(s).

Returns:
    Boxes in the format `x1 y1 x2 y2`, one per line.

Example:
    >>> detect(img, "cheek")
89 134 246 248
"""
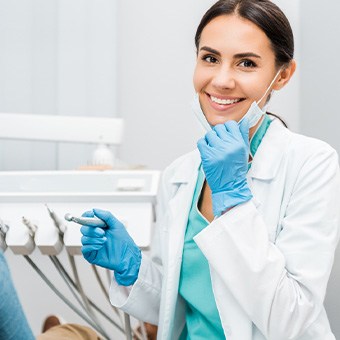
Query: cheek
192 66 201 92
237 74 267 100
193 64 209 92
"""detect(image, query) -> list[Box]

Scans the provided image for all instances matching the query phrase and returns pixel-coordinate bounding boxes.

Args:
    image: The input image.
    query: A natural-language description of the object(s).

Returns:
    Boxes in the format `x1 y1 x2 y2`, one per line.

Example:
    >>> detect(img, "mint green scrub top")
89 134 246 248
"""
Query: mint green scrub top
178 115 272 339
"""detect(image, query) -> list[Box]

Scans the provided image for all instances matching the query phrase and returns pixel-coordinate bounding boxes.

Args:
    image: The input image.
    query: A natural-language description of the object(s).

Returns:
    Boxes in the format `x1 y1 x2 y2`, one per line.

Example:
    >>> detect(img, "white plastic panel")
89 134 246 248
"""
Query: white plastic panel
0 170 160 254
0 170 160 202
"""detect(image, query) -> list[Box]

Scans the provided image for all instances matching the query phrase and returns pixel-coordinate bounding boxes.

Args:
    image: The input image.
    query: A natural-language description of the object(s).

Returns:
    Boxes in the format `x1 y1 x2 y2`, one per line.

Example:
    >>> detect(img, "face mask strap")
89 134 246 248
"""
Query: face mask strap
256 67 283 105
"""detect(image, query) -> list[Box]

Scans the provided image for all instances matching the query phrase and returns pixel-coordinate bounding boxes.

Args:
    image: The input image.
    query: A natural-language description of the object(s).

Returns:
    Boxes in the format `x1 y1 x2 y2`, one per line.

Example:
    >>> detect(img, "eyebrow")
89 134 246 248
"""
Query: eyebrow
199 46 261 59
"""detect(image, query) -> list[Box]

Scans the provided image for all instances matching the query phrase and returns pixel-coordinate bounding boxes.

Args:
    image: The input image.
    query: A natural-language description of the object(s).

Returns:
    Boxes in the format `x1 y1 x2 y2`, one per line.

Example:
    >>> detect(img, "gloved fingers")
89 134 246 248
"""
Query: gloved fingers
238 117 250 146
81 235 107 246
80 226 105 237
223 120 241 136
93 208 122 230
81 245 102 254
213 123 230 141
224 120 247 146
204 130 221 147
82 210 95 218
197 138 208 154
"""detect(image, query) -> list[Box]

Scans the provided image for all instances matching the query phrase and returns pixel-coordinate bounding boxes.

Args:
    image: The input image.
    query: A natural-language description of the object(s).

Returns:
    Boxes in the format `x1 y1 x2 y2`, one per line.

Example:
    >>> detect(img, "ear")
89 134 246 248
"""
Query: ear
272 60 297 91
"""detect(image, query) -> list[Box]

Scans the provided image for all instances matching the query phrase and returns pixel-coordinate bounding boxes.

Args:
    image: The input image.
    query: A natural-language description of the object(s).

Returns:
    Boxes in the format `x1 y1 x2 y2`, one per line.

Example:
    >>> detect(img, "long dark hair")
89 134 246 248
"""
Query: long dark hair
195 0 294 127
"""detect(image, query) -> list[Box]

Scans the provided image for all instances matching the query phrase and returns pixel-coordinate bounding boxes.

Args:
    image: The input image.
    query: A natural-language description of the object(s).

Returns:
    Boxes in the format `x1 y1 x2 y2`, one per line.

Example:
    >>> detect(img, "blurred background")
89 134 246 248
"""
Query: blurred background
0 0 339 337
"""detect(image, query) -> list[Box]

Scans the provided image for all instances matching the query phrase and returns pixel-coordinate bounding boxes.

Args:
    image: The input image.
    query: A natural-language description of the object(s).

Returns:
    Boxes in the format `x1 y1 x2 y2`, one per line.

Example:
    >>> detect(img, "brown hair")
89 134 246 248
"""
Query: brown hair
195 0 294 68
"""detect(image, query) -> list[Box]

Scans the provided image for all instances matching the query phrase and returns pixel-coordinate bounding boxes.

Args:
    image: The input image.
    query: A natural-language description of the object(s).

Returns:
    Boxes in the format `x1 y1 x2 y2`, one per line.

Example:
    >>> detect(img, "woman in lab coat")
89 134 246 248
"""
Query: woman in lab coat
80 0 340 339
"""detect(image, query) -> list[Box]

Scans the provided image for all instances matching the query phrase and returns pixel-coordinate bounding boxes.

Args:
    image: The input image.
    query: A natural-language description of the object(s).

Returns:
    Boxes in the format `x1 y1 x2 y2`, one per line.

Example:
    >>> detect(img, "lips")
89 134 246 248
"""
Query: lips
206 93 245 111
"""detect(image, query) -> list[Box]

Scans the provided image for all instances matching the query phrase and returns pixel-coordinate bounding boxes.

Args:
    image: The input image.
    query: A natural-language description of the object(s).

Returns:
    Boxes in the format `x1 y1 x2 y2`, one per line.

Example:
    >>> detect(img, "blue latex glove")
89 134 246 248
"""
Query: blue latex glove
197 119 253 217
80 208 141 286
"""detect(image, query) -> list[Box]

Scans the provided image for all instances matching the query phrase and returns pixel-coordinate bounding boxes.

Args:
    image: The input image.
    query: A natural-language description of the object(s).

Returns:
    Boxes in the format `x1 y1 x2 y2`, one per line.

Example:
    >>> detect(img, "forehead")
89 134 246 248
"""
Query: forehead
199 14 274 57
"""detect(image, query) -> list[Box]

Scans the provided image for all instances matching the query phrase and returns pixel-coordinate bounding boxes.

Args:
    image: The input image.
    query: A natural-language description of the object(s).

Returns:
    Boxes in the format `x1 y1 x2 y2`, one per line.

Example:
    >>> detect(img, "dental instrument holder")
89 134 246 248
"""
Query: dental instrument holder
0 170 160 256
35 225 63 255
5 217 36 255
34 208 64 255
22 217 63 255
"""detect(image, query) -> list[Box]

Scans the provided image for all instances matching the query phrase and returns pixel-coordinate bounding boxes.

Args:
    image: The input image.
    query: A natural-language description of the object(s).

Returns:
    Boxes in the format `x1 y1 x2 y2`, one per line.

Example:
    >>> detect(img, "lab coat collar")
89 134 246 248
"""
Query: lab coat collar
169 150 201 185
169 118 291 184
249 118 291 180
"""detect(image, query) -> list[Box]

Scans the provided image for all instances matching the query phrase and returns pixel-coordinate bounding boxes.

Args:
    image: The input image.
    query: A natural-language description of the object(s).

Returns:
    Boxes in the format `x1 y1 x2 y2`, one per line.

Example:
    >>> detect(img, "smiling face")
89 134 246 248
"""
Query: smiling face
193 14 283 127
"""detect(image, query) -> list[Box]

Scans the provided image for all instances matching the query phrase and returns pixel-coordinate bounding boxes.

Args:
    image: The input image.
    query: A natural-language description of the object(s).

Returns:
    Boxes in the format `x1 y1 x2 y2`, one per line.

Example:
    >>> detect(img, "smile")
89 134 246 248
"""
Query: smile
210 96 242 105
207 93 245 109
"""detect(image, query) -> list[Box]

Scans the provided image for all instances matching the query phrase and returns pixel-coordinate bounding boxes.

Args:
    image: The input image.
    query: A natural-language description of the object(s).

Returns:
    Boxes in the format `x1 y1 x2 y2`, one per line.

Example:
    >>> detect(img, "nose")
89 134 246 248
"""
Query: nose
211 66 236 90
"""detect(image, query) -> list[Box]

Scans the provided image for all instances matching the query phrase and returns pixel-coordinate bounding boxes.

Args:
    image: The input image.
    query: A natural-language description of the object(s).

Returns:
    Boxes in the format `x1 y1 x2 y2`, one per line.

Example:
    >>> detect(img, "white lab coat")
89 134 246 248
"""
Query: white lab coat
110 118 340 340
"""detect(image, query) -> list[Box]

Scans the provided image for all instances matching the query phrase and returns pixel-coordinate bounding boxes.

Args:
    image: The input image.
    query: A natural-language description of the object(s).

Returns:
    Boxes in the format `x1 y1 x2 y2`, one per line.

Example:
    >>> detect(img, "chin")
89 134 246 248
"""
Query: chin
207 116 235 127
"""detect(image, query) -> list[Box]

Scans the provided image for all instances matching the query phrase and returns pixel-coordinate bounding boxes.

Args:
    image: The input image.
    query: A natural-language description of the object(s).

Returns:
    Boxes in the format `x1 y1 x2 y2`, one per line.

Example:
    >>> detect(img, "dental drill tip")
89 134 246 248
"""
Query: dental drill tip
64 213 73 221
63 214 106 228
22 216 37 236
45 203 52 214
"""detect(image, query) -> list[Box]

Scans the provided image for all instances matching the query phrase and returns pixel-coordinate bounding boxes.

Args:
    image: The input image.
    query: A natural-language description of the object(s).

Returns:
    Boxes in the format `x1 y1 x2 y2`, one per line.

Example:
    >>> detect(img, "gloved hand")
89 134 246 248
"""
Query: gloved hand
80 208 141 286
197 119 253 217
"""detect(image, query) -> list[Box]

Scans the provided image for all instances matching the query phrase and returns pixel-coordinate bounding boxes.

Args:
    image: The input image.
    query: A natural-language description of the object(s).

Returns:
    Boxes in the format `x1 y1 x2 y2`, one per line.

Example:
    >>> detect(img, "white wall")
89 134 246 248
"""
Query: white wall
299 0 340 336
0 0 117 171
270 0 301 131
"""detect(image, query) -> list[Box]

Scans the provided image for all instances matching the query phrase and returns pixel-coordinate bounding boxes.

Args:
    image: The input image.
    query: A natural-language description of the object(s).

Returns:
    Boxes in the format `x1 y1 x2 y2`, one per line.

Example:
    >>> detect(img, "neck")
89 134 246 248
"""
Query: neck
249 115 264 140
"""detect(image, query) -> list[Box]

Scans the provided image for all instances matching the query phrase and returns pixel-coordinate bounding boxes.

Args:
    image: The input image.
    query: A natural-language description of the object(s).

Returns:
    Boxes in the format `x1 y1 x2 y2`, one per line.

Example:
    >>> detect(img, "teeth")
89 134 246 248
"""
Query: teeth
210 96 241 105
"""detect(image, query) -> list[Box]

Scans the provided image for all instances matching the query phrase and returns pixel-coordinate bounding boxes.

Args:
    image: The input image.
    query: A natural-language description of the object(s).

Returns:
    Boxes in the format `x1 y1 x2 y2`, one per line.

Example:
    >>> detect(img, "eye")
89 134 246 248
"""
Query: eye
201 55 218 64
238 59 257 68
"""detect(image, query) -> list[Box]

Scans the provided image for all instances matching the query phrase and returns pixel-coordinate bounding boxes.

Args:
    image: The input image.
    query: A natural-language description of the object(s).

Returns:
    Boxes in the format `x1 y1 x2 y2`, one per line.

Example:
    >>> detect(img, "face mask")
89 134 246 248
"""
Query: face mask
192 68 282 132
192 93 213 132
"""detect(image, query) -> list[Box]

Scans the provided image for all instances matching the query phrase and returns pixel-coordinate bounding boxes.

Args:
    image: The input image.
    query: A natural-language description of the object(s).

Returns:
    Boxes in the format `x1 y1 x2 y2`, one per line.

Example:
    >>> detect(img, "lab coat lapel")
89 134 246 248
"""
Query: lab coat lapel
160 151 201 339
248 119 291 180
167 150 201 266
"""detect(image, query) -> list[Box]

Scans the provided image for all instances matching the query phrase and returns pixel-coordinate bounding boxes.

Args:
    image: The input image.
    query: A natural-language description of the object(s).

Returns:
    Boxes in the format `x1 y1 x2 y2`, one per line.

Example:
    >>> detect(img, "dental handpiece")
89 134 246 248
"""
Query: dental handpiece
45 204 67 235
22 216 38 237
64 213 106 228
0 219 9 236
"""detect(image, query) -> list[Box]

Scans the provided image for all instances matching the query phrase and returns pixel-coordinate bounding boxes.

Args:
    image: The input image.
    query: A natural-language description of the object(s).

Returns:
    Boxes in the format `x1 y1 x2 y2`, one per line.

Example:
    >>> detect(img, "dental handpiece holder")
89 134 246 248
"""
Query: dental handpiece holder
0 219 9 251
0 170 160 256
